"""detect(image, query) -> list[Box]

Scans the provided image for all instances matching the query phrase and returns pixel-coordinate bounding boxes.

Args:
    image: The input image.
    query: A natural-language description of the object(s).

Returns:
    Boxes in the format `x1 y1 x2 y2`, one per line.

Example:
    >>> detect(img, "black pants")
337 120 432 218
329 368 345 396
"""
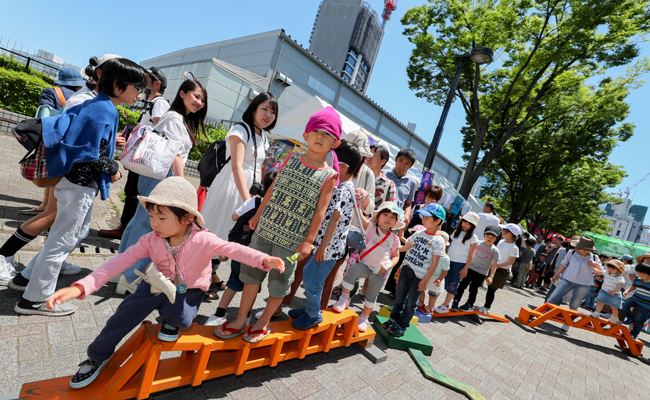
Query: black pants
384 250 406 294
120 171 140 227
453 269 486 306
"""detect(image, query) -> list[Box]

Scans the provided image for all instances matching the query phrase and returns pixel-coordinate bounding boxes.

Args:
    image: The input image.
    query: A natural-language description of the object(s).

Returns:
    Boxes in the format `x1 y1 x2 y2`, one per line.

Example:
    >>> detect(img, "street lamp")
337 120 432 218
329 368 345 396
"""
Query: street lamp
423 46 494 173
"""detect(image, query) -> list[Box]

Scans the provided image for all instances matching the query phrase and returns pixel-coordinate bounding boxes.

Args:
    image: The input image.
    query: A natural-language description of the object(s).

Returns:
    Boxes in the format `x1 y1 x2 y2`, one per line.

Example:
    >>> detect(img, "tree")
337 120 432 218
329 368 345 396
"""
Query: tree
401 0 650 199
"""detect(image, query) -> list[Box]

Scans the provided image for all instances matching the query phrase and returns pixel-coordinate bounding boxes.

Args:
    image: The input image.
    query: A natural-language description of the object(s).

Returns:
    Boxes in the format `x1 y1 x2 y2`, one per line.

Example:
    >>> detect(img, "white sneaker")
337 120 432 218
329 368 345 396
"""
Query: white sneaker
561 324 571 332
254 310 264 320
434 304 450 314
204 314 227 326
591 311 601 319
609 316 621 325
332 296 351 313
474 306 490 315
116 274 138 295
60 260 82 275
358 314 368 332
0 256 17 286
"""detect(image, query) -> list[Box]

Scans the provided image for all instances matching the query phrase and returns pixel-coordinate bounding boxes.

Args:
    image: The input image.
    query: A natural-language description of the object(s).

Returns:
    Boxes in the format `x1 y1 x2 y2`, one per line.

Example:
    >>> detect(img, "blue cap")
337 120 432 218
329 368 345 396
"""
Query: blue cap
55 68 85 87
416 203 446 220
621 255 634 261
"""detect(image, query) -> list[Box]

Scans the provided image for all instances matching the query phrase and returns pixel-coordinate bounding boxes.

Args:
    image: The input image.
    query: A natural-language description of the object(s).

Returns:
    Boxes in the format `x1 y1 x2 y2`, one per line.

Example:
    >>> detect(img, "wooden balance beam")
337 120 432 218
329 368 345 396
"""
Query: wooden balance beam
19 309 374 400
515 303 644 357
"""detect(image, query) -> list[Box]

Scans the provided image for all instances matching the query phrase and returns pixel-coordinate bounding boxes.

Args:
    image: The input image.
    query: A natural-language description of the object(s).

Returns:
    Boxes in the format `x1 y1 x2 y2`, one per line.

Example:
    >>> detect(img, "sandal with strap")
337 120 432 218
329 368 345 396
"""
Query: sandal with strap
213 322 244 340
243 326 272 343
204 290 218 301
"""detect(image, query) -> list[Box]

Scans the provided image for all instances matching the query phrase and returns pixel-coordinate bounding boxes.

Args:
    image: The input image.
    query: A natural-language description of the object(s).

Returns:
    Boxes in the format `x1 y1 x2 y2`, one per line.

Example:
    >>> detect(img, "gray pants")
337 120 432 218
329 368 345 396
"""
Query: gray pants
22 178 96 302
341 261 387 309
515 263 531 288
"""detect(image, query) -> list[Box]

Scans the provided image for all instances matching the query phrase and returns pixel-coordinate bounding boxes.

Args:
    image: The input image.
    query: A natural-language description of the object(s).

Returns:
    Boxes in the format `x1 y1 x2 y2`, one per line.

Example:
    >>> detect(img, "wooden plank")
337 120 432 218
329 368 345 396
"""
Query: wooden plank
373 316 433 356
409 349 485 400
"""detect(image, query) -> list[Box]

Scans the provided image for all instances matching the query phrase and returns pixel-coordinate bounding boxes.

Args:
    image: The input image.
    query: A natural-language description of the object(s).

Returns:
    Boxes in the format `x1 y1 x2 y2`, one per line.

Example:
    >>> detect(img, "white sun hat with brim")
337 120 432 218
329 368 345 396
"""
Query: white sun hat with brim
371 201 405 230
461 211 480 227
499 223 522 237
138 176 204 226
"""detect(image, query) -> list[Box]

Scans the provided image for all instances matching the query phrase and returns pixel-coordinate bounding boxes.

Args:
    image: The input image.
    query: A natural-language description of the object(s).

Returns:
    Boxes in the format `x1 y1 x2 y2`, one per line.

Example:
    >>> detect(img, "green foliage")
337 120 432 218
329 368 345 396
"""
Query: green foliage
0 54 56 85
188 124 229 162
115 105 140 132
401 0 650 198
0 66 50 116
479 195 508 221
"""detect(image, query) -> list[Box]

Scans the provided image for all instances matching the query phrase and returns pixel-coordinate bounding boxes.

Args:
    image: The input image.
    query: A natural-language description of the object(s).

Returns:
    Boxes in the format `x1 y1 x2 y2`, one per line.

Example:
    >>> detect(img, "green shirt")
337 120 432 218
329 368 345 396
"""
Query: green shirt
256 153 336 251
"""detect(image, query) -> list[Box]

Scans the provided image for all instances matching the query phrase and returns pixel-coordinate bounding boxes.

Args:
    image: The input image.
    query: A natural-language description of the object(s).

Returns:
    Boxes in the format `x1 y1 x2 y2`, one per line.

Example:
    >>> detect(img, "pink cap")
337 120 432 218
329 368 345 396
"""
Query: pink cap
305 107 342 140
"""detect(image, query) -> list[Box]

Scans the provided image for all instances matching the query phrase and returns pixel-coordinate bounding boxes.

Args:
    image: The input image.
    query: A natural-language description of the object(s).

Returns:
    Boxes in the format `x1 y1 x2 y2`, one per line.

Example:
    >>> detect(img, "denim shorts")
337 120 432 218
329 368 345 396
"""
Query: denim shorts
445 261 465 295
596 290 623 309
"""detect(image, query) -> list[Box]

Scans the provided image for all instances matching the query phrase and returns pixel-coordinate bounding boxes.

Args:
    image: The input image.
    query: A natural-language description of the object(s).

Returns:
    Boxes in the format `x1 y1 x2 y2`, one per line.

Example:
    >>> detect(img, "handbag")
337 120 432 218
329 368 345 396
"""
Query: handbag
120 112 182 180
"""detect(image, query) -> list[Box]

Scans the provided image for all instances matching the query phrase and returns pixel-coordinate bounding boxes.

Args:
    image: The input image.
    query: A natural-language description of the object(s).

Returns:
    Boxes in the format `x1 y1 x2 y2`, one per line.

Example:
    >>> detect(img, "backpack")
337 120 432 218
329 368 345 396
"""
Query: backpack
228 197 262 245
197 122 250 188
11 117 62 187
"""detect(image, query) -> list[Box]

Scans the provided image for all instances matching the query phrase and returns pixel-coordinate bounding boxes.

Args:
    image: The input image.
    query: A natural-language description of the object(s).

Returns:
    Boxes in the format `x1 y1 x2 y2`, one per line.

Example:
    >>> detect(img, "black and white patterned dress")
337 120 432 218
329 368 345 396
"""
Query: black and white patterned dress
314 180 355 261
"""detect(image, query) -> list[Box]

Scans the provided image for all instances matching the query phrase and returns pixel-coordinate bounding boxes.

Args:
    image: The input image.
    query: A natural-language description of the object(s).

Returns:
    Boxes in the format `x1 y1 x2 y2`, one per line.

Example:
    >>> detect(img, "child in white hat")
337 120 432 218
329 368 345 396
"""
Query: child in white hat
46 176 284 390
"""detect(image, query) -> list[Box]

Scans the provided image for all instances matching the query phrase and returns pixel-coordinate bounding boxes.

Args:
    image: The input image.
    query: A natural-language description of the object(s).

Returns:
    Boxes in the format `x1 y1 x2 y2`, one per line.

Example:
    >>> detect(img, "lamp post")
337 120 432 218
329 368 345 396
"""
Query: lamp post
423 46 494 173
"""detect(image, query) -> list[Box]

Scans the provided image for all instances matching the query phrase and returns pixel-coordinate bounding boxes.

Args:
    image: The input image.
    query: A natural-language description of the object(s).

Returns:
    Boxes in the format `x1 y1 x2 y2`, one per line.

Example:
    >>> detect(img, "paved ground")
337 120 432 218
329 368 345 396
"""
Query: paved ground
0 134 649 399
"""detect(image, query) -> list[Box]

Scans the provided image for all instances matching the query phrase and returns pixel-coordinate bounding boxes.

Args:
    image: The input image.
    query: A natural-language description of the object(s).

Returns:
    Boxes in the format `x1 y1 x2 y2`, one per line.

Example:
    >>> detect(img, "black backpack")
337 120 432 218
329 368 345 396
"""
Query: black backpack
198 122 250 187
228 197 262 245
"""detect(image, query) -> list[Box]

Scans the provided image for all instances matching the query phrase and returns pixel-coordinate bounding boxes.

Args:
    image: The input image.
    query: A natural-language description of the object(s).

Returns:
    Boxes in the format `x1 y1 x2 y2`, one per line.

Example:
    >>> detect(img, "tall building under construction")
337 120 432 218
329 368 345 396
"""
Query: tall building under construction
309 0 394 93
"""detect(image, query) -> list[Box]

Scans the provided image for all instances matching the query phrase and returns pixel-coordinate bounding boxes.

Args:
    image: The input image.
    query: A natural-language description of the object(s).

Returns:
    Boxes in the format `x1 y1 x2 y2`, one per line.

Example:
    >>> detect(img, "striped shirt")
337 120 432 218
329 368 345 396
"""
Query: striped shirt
373 172 397 210
632 277 650 310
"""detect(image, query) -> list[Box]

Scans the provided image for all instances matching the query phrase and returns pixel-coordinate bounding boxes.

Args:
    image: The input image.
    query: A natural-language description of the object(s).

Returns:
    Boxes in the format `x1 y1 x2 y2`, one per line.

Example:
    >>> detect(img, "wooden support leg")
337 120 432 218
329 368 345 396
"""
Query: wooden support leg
136 343 162 400
191 344 213 386
104 340 153 394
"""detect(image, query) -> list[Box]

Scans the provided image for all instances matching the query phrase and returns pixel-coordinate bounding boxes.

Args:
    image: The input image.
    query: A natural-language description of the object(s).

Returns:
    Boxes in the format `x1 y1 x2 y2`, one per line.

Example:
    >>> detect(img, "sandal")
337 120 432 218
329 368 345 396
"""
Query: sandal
203 290 218 301
213 322 244 339
388 293 395 299
242 326 272 343
211 271 227 291
332 285 342 296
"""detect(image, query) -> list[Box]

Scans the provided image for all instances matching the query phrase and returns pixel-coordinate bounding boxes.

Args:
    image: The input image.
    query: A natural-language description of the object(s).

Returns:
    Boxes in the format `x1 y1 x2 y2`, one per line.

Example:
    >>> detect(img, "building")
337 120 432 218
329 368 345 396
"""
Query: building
603 199 646 243
629 204 648 223
309 0 384 93
140 29 463 189
7 48 84 79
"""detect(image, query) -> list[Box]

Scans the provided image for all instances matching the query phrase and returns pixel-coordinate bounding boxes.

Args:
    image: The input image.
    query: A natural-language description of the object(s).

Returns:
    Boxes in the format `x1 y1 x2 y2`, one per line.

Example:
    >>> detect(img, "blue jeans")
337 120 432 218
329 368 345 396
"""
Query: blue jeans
583 290 598 309
547 278 591 310
302 255 337 318
119 170 173 283
623 297 650 338
390 265 422 329
22 178 97 302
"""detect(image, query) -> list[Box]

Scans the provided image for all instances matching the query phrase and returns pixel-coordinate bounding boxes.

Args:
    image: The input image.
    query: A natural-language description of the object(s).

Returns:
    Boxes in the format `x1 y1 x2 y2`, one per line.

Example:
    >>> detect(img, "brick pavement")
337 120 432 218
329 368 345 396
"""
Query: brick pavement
0 134 649 399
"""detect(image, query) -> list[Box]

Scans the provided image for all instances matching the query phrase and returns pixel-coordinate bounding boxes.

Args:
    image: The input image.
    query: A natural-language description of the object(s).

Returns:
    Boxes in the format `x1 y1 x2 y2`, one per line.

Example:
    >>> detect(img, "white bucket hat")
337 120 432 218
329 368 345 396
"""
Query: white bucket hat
138 176 204 225
370 201 405 230
461 211 480 227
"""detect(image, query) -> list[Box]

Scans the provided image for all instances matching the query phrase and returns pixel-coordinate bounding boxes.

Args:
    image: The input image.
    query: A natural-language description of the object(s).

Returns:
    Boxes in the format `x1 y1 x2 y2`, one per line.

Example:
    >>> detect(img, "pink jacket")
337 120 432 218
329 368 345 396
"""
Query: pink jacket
74 226 269 299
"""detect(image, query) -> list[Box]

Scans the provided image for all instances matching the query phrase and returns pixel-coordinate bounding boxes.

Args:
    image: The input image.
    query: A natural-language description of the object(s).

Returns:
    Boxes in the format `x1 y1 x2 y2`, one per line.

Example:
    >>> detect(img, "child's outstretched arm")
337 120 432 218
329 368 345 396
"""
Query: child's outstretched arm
296 177 337 261
419 255 440 292
399 243 413 253
47 285 84 311
315 210 340 262
624 284 637 297
208 233 285 273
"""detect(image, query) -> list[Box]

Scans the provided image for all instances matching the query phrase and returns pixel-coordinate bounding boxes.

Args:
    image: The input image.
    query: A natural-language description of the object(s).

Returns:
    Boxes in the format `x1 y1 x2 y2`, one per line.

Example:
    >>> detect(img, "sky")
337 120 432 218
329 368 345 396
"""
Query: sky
2 0 649 224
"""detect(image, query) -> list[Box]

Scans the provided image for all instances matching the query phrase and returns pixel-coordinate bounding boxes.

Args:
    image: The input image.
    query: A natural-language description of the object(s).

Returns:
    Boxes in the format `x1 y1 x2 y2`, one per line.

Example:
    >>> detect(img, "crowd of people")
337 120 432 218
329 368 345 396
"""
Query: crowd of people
0 55 649 390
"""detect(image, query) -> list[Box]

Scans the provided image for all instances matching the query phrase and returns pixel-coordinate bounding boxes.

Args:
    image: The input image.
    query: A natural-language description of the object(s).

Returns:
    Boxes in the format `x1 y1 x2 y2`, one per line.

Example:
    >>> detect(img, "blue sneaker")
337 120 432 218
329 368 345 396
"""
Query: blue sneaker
388 323 406 337
450 300 459 312
288 307 306 319
622 319 633 325
382 318 395 330
291 312 323 330
459 303 473 312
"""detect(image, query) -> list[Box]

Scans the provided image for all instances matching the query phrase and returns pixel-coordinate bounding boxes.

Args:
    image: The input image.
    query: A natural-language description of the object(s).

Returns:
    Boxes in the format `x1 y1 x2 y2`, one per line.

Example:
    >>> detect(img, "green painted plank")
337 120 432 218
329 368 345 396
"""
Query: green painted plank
409 348 485 400
378 305 419 325
373 316 433 356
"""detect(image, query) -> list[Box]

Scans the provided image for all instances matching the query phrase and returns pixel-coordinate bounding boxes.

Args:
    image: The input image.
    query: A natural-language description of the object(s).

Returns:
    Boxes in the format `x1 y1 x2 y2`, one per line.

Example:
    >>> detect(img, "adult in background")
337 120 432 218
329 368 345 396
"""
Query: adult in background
200 92 276 298
99 66 170 240
533 235 544 253
547 236 603 332
475 202 500 241
383 148 418 298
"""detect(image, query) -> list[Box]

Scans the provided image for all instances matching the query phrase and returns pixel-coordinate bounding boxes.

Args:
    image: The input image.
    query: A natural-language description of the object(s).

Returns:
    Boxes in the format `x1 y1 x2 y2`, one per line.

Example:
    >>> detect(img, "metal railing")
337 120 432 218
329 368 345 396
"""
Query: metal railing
0 46 61 76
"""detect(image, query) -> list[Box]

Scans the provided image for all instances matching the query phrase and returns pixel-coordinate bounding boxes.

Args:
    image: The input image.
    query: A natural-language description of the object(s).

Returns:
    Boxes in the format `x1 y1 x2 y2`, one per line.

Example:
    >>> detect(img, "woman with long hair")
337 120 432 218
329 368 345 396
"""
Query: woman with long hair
200 92 277 302
115 78 207 294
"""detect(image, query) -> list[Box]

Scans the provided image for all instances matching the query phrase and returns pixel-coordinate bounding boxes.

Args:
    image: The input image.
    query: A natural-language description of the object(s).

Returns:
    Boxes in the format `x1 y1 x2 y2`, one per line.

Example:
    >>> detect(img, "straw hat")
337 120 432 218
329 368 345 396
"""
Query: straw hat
371 201 405 230
636 254 650 265
138 176 204 225
605 259 626 274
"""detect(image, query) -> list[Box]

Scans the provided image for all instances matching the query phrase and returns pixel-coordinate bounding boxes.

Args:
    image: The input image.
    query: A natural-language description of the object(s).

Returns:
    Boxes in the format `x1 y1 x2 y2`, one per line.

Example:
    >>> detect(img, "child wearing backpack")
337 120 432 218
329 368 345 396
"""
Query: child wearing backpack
384 203 447 337
332 202 404 331
214 107 340 343
46 177 284 389
204 171 277 326
10 59 144 316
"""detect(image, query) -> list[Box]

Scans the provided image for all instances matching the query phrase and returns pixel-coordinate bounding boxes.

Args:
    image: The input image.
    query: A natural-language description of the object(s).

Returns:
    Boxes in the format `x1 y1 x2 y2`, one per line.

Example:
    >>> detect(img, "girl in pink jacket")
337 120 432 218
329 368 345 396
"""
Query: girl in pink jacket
47 176 284 389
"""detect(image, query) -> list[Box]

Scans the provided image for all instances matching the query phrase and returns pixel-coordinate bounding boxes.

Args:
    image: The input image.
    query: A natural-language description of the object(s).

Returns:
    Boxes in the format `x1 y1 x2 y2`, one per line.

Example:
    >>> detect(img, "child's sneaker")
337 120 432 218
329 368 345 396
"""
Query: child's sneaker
450 300 459 312
459 303 473 312
590 311 601 319
332 295 350 313
382 319 395 330
387 323 405 337
622 319 633 325
434 304 449 314
422 305 433 315
358 314 369 332
609 316 620 325
417 303 428 314
70 357 111 389
158 322 180 342
0 256 17 286
474 306 490 315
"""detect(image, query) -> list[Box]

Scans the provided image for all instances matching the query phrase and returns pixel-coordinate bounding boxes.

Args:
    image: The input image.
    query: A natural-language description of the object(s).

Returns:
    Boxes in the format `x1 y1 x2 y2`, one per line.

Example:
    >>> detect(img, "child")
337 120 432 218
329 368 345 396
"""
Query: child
623 262 650 339
204 171 277 326
516 238 536 288
384 203 447 337
332 202 404 331
526 252 548 288
11 58 144 315
215 107 340 343
417 231 450 314
435 211 479 313
288 140 363 329
45 177 284 389
591 259 626 324
583 272 604 311
475 223 522 316
453 225 501 312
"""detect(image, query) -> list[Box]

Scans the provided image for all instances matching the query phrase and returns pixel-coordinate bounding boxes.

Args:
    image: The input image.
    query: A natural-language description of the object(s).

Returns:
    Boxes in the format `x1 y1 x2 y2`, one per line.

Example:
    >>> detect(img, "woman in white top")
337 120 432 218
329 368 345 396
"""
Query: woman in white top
201 92 277 262
116 79 207 294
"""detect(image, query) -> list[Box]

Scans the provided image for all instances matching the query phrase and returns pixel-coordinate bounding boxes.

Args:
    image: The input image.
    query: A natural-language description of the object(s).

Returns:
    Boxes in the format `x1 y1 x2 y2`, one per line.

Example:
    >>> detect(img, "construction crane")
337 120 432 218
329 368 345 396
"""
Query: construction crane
382 0 397 28
618 172 650 198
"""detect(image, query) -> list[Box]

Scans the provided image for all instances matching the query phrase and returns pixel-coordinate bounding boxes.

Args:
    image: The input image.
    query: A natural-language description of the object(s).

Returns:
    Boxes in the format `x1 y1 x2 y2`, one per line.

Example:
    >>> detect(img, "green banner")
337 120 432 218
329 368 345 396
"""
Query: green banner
584 232 650 259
